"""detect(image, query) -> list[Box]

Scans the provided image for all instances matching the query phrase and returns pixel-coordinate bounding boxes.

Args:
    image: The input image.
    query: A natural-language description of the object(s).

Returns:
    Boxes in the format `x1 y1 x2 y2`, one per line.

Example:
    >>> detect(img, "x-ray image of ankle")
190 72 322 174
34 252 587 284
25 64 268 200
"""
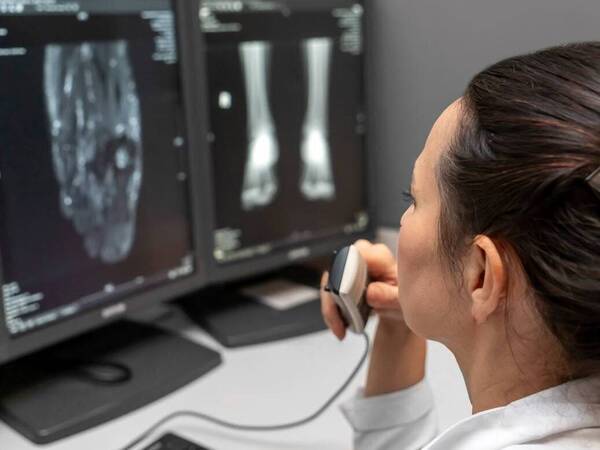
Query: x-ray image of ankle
44 41 143 263
239 41 279 211
300 37 335 201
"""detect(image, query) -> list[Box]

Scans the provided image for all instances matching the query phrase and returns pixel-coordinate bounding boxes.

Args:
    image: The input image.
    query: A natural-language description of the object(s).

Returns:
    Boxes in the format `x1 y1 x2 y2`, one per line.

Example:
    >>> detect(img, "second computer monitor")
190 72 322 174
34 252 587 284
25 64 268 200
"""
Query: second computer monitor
200 0 372 278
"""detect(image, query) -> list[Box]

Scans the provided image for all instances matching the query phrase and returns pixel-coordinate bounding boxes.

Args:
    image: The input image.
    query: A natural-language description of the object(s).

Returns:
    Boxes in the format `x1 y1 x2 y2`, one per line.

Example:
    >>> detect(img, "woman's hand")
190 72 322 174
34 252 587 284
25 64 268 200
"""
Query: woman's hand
320 239 407 340
320 239 427 396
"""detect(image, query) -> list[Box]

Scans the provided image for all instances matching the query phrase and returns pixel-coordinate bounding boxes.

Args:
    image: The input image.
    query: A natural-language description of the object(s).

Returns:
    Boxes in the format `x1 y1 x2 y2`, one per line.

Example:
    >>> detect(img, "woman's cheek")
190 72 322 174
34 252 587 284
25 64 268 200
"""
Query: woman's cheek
396 219 441 336
396 229 421 319
396 219 425 281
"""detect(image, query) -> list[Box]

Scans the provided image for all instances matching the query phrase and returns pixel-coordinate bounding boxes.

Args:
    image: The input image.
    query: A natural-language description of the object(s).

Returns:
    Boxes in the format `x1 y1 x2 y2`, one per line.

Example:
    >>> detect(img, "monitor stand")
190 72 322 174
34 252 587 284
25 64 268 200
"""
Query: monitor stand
180 266 328 347
0 320 222 444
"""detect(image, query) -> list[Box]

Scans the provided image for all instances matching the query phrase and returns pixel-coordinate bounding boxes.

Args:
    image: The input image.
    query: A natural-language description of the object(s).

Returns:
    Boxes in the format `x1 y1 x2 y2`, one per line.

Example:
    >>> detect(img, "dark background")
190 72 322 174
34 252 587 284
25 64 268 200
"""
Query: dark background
0 11 194 330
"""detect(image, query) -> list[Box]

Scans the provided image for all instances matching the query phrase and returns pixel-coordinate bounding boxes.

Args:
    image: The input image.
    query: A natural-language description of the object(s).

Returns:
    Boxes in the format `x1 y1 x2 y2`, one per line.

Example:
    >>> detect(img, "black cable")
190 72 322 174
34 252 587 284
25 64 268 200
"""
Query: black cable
120 332 370 450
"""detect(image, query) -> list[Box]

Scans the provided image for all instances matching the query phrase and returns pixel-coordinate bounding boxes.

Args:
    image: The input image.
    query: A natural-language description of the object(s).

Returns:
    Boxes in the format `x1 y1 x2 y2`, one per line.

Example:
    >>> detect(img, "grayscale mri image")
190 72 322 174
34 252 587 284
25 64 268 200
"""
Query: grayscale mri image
44 41 143 263
204 0 369 262
0 5 194 335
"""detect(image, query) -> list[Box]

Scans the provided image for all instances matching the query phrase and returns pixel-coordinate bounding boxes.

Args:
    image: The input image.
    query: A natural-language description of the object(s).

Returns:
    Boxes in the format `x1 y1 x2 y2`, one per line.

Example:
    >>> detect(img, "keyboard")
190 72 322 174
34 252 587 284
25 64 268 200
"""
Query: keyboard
142 433 210 450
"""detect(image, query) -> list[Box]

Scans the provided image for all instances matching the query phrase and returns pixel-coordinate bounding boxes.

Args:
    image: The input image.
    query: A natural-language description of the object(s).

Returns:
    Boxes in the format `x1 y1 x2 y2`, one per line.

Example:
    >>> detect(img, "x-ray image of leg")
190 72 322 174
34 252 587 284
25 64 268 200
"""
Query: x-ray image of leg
44 41 143 263
239 41 279 210
300 37 335 201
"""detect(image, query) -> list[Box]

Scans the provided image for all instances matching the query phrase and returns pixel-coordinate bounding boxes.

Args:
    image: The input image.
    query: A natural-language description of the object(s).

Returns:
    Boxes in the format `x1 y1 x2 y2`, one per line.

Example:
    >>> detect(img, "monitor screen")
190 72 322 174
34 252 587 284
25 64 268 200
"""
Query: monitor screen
0 0 195 336
201 0 370 265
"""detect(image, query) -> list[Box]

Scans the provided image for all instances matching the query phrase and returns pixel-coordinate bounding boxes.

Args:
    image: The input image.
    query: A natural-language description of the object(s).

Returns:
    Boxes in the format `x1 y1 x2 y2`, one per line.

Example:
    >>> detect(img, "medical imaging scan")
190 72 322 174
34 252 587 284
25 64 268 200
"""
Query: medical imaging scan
239 40 279 210
300 37 336 201
0 1 195 335
202 0 370 263
44 41 143 263
239 36 335 210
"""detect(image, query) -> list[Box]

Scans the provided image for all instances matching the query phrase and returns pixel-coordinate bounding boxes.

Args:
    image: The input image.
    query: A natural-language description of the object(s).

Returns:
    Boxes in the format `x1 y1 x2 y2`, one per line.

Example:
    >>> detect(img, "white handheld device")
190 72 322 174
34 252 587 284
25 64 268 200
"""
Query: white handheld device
326 245 371 333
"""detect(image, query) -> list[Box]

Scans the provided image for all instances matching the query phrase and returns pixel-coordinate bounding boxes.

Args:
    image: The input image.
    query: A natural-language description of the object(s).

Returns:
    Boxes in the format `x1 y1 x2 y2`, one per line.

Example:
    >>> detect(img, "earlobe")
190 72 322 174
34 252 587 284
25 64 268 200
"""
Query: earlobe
468 236 507 325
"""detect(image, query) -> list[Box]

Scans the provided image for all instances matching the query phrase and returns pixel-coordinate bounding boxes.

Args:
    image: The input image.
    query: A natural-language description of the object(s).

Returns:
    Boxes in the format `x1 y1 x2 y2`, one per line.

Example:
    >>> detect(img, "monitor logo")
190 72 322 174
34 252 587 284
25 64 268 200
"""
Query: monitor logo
288 247 310 261
102 303 127 319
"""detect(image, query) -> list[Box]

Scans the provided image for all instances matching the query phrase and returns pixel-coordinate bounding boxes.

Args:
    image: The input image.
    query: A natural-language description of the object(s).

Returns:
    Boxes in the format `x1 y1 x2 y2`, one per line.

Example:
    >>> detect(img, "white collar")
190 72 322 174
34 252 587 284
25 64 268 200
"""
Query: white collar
426 375 600 450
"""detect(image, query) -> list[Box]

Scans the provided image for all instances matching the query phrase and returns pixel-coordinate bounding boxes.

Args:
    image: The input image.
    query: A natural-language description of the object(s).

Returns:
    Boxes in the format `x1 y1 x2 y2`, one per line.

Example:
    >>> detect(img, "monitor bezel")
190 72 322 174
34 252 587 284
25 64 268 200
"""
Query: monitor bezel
189 0 377 284
0 0 210 365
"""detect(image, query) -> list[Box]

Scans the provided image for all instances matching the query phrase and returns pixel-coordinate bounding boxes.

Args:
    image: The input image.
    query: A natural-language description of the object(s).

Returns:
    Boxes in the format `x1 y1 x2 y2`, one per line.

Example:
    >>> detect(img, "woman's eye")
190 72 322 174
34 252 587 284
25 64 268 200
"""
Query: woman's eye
402 189 415 206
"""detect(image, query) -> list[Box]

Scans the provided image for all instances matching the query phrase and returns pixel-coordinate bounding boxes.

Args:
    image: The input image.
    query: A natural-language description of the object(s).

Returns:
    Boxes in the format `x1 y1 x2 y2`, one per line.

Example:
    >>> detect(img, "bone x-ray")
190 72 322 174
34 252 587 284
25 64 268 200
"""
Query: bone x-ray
239 37 336 209
0 1 194 335
203 0 370 263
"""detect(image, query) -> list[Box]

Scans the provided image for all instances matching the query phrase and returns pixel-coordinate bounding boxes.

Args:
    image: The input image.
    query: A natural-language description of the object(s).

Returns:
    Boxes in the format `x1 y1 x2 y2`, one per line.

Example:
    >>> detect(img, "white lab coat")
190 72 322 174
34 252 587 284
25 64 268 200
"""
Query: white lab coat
340 375 600 449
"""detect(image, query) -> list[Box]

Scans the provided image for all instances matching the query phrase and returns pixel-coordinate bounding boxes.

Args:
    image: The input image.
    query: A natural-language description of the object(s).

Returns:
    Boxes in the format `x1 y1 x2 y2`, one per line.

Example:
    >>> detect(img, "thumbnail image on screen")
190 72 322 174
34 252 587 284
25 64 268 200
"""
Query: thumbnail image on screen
203 0 369 263
0 0 195 335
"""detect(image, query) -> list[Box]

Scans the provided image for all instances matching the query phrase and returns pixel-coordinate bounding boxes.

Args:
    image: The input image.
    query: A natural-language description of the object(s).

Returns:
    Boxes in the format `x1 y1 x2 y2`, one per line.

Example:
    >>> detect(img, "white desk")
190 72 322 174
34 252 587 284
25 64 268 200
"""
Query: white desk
0 307 471 450
0 309 374 450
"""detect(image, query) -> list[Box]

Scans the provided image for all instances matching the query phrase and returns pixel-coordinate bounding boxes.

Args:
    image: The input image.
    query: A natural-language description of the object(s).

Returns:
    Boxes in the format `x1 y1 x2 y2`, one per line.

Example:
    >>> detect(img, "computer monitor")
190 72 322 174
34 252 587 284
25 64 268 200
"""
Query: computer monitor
198 0 374 283
182 0 374 346
0 0 209 364
0 0 220 443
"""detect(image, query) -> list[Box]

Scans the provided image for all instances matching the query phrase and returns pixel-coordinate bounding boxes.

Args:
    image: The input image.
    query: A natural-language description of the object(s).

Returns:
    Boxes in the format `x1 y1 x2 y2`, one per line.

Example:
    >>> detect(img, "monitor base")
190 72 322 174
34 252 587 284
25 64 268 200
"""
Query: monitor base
0 320 222 444
182 291 327 347
181 268 328 347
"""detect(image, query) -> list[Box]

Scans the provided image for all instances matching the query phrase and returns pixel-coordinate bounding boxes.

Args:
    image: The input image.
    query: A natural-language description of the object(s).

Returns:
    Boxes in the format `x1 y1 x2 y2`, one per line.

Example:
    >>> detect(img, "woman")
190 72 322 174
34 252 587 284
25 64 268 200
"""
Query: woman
321 42 600 449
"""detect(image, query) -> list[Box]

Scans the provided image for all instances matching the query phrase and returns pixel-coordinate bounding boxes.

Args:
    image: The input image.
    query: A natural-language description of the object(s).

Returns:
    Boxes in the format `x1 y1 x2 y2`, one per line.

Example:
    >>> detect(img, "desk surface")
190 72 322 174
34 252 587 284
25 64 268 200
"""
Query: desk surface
0 309 373 450
0 305 472 450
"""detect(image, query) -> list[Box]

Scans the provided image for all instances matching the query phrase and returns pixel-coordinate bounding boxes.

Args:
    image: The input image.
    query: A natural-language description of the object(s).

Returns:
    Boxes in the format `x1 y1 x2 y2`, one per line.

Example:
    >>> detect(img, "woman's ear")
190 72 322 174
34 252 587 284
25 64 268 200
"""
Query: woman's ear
465 235 508 325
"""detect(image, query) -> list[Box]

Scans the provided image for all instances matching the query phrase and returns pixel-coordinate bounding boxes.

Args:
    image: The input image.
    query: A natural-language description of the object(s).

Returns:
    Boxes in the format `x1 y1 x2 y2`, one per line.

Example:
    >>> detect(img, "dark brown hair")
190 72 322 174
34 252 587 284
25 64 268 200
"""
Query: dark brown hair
438 42 600 377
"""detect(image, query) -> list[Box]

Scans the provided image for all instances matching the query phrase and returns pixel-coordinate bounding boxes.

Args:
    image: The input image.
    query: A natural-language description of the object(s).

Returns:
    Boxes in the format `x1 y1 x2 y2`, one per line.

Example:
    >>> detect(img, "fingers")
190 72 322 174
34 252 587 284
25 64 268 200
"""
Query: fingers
366 281 400 309
320 240 399 340
320 271 346 340
354 239 398 284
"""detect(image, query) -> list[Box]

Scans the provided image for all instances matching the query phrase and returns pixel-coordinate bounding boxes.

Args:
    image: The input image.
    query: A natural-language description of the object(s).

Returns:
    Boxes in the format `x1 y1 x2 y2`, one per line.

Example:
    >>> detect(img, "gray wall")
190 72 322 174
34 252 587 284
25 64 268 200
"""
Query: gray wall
369 0 600 227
